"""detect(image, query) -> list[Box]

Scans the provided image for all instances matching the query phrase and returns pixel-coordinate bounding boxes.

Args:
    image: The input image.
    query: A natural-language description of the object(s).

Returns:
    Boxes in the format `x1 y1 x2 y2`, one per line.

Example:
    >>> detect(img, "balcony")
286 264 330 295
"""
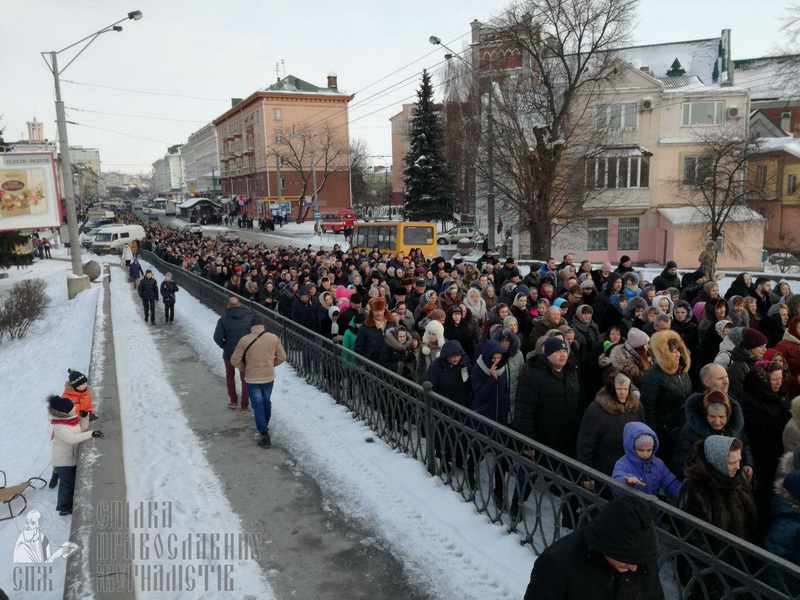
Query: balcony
243 147 255 155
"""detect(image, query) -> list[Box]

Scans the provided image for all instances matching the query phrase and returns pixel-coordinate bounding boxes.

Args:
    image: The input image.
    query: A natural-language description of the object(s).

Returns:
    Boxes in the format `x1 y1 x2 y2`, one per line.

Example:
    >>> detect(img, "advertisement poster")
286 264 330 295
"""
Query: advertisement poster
0 152 61 232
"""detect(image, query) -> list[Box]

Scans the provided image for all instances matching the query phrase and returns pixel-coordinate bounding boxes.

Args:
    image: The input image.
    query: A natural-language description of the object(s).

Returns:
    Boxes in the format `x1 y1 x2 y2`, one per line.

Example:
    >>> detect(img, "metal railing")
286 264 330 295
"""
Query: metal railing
142 250 800 600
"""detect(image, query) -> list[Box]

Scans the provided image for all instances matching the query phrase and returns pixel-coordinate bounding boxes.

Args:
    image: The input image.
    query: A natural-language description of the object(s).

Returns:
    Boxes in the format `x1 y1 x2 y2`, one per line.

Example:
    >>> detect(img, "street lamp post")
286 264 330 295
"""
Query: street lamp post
430 35 496 251
42 10 143 297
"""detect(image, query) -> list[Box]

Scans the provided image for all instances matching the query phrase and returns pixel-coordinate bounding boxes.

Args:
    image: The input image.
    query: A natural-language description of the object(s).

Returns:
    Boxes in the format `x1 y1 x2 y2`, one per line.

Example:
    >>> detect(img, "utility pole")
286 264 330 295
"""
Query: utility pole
52 51 83 278
486 79 496 251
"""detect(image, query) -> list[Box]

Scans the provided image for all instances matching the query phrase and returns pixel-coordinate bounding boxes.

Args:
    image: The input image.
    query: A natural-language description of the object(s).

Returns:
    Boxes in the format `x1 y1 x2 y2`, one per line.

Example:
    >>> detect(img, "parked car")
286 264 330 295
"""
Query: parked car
148 213 159 222
142 207 151 214
437 225 480 245
217 231 239 242
186 224 203 234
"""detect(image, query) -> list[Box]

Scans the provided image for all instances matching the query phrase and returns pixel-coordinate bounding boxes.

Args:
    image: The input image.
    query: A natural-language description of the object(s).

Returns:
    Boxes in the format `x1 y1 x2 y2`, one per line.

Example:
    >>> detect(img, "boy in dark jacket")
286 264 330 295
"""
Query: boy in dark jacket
159 272 179 324
138 270 159 324
425 340 472 408
129 258 144 288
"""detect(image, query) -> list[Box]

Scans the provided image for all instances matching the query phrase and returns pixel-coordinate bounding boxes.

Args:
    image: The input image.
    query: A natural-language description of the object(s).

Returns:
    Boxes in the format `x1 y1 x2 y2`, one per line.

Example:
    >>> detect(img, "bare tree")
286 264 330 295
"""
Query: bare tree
274 123 348 223
349 137 372 214
443 0 638 257
670 129 767 259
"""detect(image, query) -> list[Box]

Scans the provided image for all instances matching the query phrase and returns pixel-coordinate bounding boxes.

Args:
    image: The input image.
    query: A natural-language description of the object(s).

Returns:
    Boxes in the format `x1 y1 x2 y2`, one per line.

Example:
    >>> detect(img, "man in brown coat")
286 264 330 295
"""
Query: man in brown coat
231 314 287 448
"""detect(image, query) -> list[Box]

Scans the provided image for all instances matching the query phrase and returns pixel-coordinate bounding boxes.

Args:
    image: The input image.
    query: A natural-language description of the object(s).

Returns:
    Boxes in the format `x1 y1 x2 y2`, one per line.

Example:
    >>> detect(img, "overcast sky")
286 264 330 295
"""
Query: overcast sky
1 0 794 177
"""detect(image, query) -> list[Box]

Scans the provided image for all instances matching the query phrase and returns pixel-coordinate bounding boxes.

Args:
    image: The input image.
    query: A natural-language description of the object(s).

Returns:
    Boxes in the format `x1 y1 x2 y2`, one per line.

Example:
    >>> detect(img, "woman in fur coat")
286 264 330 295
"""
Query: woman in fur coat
416 319 446 384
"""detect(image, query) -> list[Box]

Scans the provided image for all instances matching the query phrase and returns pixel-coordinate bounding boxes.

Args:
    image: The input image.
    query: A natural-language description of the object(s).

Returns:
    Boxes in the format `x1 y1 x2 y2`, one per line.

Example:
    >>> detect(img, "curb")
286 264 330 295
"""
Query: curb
64 264 134 599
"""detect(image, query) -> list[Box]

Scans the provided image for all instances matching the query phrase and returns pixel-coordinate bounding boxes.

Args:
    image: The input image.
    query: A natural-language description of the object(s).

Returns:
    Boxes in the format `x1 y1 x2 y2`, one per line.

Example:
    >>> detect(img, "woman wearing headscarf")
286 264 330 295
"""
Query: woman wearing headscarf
761 303 789 348
725 272 754 301
481 283 498 310
464 287 487 335
577 372 645 486
727 295 750 328
607 327 652 388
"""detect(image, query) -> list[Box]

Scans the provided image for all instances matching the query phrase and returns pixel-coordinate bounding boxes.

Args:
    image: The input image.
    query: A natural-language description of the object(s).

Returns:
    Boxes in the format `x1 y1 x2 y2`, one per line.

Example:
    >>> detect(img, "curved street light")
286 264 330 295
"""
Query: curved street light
41 11 143 290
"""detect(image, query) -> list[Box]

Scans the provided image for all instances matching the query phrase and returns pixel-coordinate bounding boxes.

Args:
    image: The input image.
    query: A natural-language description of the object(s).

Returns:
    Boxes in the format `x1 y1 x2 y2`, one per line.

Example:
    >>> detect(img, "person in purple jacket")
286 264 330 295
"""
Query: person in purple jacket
612 421 682 499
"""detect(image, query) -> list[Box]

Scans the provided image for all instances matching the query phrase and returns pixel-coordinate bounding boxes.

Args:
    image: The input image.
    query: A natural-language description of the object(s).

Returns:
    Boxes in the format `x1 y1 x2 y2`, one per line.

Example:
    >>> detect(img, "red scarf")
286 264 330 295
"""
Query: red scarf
51 416 80 427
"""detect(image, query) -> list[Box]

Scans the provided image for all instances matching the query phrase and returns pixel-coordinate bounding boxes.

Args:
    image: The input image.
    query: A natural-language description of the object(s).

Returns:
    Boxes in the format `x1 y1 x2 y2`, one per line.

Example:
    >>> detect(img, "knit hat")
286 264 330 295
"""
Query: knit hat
68 368 88 388
503 315 518 327
48 395 74 414
714 319 734 338
741 328 767 351
703 390 732 416
544 337 568 357
415 278 426 287
626 327 649 349
666 261 677 270
619 255 631 265
583 497 658 565
553 298 567 308
727 327 745 348
704 435 737 477
580 279 595 289
429 308 446 322
633 434 655 450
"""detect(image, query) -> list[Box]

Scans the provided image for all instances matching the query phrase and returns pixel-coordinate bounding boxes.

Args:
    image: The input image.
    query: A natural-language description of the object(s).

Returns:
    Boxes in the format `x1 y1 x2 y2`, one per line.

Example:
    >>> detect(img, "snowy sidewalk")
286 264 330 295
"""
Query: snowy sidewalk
131 257 534 600
111 265 429 599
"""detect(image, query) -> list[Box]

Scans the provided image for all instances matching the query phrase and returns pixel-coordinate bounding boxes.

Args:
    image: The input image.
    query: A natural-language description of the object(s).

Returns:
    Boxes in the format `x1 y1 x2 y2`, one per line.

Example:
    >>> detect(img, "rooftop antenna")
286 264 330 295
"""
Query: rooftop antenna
281 59 285 78
275 62 280 83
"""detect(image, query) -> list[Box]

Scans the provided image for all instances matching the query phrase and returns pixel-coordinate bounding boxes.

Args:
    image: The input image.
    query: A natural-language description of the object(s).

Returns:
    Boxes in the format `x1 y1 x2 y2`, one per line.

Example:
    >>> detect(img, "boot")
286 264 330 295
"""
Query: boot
49 471 59 489
258 433 271 448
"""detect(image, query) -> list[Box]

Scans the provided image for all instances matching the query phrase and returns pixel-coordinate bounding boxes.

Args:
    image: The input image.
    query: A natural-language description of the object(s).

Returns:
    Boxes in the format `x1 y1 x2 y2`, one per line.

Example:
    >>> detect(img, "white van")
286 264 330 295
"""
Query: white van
90 224 146 254
80 223 125 248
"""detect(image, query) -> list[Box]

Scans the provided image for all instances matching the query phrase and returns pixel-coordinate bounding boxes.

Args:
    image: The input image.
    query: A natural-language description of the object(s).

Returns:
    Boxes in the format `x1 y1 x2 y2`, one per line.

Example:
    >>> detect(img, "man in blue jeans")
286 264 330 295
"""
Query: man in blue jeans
231 314 286 448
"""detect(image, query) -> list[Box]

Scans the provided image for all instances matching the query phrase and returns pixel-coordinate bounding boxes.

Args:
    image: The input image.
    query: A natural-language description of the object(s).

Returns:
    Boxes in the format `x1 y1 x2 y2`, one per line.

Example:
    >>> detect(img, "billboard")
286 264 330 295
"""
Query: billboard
0 152 62 231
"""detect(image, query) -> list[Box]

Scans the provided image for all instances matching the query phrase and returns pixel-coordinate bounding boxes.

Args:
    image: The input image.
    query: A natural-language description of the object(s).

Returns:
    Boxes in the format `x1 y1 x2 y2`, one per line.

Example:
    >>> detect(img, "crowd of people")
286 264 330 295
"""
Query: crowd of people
125 211 800 592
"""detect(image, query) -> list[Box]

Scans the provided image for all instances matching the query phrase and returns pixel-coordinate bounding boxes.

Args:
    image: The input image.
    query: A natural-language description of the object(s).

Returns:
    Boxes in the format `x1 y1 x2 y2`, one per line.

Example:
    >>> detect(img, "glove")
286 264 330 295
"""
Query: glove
92 431 104 438
80 411 88 418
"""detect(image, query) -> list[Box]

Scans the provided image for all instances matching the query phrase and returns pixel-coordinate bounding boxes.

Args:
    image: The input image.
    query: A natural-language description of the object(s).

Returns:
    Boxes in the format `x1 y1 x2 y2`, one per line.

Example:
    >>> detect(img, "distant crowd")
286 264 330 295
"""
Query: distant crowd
121 210 800 591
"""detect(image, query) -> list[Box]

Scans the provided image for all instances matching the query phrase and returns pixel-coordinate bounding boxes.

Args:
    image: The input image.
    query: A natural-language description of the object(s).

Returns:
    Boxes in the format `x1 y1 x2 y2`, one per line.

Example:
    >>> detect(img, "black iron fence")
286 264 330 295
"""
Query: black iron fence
142 251 800 600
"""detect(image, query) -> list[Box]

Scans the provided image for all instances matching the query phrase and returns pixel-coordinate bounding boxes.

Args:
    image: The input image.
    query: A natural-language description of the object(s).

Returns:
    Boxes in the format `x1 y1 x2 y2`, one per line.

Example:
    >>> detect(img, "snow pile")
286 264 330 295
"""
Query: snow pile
137 257 533 600
0 259 100 598
109 269 275 599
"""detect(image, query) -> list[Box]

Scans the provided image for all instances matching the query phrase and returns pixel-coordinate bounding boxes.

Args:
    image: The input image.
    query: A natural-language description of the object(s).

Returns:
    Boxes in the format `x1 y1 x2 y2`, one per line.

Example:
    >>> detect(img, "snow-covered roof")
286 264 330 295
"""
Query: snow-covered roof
755 136 800 159
619 38 720 81
658 206 766 225
733 55 800 102
657 75 704 90
262 74 345 96
178 197 221 210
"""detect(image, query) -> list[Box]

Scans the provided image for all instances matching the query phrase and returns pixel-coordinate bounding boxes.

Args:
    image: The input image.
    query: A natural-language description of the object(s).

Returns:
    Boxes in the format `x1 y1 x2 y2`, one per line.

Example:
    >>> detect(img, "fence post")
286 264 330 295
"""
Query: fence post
422 381 436 476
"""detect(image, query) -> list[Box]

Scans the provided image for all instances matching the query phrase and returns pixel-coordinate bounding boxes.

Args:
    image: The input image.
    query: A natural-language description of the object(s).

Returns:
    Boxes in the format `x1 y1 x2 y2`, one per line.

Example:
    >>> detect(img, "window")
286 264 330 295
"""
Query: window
275 132 285 144
782 111 791 132
596 104 637 130
617 217 639 250
682 101 724 126
587 218 608 251
789 174 797 195
403 226 434 245
378 225 397 249
756 165 767 188
120 232 130 239
683 156 713 186
273 108 282 121
586 156 650 188
280 178 286 190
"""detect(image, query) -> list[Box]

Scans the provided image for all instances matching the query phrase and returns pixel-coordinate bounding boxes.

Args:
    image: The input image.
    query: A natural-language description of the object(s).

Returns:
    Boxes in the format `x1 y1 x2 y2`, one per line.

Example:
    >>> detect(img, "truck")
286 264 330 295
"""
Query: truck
165 200 177 216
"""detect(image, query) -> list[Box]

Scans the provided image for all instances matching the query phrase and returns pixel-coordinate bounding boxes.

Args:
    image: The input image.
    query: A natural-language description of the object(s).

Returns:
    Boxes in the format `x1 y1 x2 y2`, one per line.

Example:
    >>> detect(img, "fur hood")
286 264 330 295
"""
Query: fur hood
422 320 446 354
774 451 800 510
594 387 641 415
684 391 746 439
781 327 800 345
624 296 648 319
650 330 691 374
48 407 74 419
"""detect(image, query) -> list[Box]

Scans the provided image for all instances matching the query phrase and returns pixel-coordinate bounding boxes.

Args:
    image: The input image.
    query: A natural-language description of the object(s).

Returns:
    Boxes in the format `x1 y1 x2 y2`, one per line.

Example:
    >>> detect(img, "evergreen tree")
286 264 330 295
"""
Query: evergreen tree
403 70 455 222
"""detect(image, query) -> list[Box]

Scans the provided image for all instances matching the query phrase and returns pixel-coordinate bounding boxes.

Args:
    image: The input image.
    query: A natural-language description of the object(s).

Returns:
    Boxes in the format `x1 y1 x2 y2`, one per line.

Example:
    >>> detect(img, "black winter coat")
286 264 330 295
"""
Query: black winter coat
138 277 159 301
671 392 754 479
740 371 791 489
728 345 757 401
577 388 645 477
213 306 252 360
515 354 583 457
160 281 178 304
640 364 692 441
425 342 473 409
443 319 475 363
524 529 663 600
354 324 385 363
653 268 681 292
291 298 320 333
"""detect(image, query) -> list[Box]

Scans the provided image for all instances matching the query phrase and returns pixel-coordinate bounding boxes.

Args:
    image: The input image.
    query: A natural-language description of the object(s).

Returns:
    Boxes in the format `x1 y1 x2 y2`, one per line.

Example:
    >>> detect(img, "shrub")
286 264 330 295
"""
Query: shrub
0 279 50 341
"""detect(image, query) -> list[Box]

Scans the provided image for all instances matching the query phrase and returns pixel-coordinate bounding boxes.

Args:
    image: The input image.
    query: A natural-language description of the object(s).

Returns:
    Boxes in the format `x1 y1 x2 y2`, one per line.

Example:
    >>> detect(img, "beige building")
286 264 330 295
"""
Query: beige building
212 74 353 218
549 59 764 268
